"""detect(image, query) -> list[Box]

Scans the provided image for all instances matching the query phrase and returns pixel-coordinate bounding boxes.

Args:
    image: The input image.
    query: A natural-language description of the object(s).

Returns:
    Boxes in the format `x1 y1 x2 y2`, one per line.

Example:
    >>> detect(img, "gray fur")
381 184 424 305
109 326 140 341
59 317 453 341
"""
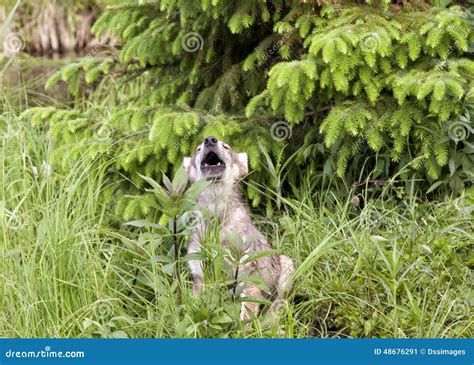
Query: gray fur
184 138 295 321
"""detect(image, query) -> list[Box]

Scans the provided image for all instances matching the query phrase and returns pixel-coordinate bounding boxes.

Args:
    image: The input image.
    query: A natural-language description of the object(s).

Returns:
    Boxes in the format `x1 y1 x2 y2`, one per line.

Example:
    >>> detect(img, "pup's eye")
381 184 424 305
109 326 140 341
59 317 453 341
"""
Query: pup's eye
223 144 230 150
196 147 201 152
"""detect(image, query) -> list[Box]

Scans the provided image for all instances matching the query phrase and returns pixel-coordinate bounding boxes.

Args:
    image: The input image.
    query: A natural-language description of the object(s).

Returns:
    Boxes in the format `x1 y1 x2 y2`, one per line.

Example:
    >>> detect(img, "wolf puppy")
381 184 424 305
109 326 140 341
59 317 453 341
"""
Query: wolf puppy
183 136 294 321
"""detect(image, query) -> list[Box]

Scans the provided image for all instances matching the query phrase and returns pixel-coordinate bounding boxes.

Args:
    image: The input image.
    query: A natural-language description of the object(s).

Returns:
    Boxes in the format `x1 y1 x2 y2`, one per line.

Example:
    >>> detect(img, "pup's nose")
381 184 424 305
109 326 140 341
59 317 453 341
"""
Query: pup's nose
203 136 218 146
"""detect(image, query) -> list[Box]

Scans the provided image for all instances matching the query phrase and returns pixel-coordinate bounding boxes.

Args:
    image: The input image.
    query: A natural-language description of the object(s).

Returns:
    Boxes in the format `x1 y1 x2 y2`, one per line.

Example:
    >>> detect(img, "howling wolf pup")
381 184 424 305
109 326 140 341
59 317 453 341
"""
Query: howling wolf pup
183 136 294 321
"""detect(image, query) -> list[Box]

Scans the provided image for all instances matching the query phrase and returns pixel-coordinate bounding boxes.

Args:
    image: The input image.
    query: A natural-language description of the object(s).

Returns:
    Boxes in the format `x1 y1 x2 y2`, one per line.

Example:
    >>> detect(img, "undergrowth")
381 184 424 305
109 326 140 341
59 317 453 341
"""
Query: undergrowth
1 114 472 338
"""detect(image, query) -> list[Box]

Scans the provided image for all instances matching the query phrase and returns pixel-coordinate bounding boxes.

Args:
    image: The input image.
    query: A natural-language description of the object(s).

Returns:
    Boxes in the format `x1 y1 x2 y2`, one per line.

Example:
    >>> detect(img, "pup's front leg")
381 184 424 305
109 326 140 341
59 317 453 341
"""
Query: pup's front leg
188 233 204 296
240 284 263 322
189 259 204 296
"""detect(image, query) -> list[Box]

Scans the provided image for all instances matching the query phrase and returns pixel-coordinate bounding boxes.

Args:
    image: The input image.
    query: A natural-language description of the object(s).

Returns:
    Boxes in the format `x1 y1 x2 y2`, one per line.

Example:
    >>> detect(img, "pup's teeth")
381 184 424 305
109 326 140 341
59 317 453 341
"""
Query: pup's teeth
217 162 221 166
204 163 208 167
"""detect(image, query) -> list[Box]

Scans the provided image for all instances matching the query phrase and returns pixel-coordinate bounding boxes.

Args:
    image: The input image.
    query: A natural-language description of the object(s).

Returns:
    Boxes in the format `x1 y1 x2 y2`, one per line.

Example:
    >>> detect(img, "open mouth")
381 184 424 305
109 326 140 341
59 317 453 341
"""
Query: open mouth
200 151 226 176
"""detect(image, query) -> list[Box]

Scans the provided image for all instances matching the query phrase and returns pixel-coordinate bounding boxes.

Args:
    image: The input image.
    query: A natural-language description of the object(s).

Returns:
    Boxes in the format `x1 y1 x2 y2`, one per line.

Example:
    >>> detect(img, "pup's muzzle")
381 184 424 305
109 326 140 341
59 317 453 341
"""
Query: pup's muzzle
200 136 226 178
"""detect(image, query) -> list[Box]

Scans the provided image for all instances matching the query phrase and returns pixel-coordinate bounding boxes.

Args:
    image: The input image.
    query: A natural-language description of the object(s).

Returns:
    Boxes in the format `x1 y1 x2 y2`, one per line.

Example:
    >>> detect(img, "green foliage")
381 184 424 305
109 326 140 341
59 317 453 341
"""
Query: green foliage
250 5 473 186
265 60 317 122
22 105 280 219
5 0 474 340
32 0 474 219
2 117 472 337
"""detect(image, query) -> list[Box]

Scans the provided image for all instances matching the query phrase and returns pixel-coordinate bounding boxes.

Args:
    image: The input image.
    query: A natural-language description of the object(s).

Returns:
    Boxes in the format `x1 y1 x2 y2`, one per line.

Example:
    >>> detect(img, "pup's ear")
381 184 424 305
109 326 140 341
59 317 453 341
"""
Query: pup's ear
183 157 192 173
237 152 248 175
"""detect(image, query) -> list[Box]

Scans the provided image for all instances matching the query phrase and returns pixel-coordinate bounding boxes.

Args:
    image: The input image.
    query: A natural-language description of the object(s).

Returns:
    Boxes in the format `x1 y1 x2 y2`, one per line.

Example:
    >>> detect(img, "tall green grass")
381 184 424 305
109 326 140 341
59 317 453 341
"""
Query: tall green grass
0 111 112 336
1 114 472 338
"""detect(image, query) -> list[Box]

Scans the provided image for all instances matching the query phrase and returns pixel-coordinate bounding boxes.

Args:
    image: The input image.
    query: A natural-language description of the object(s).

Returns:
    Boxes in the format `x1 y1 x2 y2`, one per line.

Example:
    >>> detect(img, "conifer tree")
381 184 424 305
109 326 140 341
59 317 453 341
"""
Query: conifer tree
25 0 474 218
